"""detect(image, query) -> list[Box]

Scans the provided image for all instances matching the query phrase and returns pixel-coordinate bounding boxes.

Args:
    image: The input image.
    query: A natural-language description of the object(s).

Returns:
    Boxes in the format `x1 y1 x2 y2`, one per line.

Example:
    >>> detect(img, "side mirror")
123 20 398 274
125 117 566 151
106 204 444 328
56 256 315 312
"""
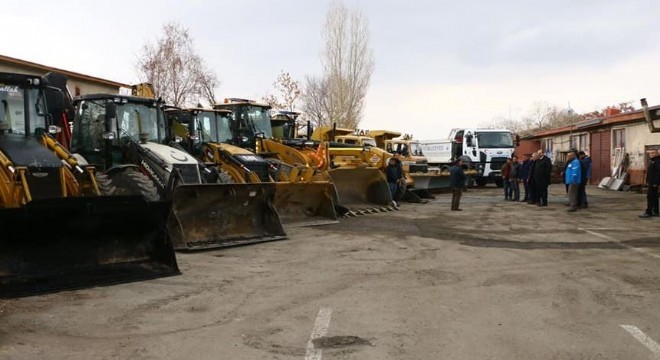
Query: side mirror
105 102 117 132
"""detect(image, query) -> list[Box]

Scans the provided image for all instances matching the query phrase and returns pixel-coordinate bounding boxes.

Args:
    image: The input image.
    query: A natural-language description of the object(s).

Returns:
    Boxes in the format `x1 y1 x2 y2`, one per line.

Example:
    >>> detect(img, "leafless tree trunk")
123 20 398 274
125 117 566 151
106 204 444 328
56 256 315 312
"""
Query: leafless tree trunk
302 75 332 128
137 22 220 107
302 1 374 129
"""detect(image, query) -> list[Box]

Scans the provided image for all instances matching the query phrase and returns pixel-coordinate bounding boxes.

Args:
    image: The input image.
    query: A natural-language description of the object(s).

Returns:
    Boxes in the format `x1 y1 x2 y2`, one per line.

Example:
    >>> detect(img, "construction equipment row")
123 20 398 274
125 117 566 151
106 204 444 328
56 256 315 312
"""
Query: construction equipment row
0 72 453 298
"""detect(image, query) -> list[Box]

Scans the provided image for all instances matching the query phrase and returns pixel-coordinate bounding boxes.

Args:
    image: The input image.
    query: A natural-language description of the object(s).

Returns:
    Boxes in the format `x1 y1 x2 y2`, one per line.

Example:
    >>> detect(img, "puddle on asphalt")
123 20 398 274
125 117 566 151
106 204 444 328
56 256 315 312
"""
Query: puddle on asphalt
312 335 373 349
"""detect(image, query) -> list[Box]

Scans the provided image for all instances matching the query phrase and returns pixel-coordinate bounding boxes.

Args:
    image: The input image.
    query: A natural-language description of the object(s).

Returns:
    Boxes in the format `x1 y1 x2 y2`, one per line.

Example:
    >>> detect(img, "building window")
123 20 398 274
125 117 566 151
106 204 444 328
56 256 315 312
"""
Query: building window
570 133 588 151
613 128 625 149
75 86 81 96
541 138 553 153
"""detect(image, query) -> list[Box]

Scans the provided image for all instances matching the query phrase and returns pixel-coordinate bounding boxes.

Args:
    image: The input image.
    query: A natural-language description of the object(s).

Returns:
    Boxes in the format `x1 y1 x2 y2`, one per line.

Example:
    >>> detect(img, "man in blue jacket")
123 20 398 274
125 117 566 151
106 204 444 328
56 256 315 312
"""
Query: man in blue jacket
565 150 582 212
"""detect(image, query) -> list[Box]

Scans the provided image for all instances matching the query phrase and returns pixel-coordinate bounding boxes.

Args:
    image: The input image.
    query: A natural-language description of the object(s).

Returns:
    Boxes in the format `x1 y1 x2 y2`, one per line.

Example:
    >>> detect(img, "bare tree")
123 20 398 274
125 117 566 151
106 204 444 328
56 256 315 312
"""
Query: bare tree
137 22 220 107
263 71 302 112
301 75 332 128
302 1 374 129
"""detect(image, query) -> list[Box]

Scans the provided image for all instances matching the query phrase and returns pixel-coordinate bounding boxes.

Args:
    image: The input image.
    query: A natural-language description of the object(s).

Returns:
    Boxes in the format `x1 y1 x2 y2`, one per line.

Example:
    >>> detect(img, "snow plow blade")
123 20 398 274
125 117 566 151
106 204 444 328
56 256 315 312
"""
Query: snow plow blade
169 183 286 250
0 196 179 298
273 182 338 227
327 168 392 212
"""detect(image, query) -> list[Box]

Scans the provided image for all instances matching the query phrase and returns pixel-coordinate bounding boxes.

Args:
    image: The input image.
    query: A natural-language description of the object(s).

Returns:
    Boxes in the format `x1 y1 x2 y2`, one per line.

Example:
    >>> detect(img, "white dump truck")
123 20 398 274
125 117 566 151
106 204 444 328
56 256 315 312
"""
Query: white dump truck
419 128 515 187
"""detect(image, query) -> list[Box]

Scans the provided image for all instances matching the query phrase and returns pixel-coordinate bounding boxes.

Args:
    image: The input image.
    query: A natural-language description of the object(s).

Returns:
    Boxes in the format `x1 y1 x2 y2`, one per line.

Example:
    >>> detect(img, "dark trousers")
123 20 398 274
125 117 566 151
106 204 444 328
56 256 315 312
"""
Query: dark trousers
451 187 462 210
522 179 530 201
568 183 579 210
528 181 537 203
646 185 659 215
388 182 398 202
510 179 520 200
577 182 588 207
503 179 511 199
538 184 548 205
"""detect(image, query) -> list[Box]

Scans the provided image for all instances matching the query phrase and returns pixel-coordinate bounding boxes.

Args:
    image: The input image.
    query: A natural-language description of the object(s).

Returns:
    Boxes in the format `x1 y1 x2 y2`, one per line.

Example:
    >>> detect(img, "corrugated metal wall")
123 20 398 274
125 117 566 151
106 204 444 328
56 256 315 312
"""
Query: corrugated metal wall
590 130 611 184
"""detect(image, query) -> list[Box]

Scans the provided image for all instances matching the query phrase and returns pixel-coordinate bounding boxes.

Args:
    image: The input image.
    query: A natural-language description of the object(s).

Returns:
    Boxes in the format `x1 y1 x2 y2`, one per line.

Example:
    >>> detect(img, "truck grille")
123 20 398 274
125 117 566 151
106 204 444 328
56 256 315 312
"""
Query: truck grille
490 157 507 170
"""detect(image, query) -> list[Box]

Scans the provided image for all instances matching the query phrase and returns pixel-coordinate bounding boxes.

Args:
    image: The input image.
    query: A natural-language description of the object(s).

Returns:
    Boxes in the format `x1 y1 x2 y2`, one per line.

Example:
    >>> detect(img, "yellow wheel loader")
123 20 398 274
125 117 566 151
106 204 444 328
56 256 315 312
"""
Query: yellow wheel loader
70 94 285 250
165 107 337 227
0 72 179 298
213 99 392 214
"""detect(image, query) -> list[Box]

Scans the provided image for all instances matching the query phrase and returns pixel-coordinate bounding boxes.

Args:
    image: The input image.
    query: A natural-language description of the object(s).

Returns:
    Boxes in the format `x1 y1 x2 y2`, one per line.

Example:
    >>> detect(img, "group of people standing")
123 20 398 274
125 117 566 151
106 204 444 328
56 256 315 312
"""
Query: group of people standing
501 149 553 206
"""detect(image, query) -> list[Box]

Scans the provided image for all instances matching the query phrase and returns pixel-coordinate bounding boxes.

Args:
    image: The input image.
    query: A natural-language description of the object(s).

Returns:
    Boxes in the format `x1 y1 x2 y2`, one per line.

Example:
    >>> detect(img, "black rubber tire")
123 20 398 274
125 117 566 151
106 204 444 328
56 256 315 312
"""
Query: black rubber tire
494 178 504 188
110 169 161 201
474 177 488 187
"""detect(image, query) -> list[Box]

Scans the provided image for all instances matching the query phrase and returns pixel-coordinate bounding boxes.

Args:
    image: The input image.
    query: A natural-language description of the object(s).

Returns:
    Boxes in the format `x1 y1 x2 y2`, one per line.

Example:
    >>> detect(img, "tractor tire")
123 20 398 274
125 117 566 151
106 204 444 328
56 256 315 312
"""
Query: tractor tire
111 169 161 201
95 173 116 195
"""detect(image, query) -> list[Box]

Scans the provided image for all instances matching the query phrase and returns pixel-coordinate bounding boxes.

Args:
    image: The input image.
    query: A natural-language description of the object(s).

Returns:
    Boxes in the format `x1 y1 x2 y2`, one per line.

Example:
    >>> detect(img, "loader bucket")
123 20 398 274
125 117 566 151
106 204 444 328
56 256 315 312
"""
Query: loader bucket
169 183 286 251
326 168 392 212
272 182 338 227
0 196 179 298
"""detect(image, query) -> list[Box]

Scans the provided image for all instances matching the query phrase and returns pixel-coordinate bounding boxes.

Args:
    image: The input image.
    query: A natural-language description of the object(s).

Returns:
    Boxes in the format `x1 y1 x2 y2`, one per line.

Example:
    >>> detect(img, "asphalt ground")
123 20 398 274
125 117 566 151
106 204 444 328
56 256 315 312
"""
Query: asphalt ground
2 184 660 359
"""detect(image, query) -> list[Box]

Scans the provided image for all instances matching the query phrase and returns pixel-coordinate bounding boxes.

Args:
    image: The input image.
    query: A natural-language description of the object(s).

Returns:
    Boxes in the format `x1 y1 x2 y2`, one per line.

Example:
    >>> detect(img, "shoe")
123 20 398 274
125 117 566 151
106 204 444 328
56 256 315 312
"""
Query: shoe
538 203 547 207
451 208 462 211
639 213 652 218
391 201 399 208
566 208 577 212
652 213 659 217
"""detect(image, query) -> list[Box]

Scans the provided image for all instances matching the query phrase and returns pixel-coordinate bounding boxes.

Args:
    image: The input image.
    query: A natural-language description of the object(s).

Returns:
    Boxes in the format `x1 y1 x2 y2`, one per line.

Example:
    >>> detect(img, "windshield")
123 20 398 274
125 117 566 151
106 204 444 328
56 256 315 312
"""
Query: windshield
117 103 165 142
238 105 272 138
362 138 376 147
196 111 233 143
0 85 45 135
475 132 514 148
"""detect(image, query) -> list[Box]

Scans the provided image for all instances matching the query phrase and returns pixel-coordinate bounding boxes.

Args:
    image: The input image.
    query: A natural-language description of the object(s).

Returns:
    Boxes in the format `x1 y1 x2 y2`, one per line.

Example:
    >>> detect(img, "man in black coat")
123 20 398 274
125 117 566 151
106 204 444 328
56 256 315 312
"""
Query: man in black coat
640 149 660 218
449 159 466 211
533 149 552 206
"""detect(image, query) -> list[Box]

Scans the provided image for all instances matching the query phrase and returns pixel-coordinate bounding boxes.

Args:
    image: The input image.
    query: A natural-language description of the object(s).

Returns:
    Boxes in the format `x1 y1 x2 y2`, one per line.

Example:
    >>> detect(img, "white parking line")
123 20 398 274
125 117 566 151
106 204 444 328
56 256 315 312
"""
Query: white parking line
580 229 660 260
305 307 333 360
621 325 660 358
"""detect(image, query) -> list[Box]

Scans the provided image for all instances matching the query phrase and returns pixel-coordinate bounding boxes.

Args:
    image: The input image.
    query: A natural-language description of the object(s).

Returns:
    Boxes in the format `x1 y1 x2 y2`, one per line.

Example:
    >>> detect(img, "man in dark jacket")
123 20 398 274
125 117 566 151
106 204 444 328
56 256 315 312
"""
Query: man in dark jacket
449 159 466 211
386 157 400 208
533 149 552 206
527 152 538 204
519 154 531 202
640 150 660 218
578 151 592 208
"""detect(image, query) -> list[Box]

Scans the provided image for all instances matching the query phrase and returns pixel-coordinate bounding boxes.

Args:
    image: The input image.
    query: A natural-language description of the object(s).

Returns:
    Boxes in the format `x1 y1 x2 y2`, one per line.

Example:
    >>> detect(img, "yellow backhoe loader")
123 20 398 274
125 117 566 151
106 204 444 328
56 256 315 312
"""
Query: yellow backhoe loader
69 92 285 251
164 107 337 227
212 99 393 214
0 72 179 297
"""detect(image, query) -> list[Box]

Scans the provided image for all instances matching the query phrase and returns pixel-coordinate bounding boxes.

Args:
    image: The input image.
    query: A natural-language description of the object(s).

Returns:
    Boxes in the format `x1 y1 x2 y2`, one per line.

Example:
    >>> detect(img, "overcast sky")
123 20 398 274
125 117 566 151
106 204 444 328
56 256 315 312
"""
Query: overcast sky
3 0 660 139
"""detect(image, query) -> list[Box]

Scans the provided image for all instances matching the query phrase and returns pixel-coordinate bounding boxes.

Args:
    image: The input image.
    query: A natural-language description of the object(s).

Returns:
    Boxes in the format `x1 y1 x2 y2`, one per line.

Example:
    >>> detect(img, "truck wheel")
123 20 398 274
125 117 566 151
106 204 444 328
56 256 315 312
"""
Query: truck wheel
494 179 504 188
111 169 161 201
474 178 488 187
